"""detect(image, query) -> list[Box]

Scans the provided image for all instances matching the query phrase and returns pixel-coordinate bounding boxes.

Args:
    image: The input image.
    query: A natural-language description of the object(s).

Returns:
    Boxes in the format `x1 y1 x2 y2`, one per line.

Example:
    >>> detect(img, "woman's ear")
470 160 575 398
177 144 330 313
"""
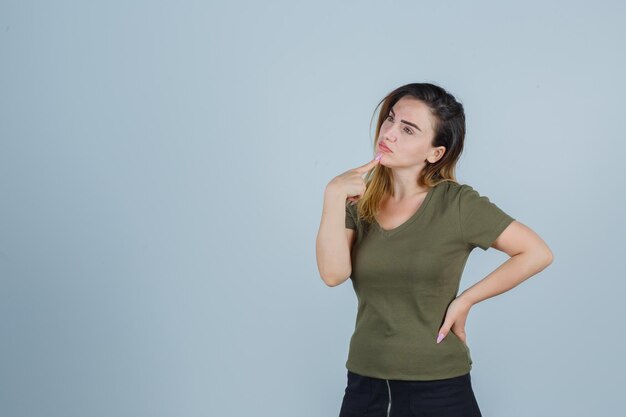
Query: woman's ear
428 146 446 163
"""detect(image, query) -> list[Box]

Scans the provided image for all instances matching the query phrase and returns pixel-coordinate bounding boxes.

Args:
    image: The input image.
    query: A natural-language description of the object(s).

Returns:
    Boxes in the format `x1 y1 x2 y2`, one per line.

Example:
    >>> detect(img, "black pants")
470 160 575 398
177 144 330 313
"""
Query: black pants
339 370 482 417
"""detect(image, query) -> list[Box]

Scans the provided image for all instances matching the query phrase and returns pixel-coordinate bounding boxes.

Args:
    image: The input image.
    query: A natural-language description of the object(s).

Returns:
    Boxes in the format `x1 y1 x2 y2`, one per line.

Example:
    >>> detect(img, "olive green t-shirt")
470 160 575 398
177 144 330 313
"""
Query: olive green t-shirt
344 180 515 381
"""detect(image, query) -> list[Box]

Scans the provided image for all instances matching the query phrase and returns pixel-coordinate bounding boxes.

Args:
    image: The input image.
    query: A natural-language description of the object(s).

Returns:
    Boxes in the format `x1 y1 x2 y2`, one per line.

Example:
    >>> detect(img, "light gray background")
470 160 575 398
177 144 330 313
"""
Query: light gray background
1 1 624 416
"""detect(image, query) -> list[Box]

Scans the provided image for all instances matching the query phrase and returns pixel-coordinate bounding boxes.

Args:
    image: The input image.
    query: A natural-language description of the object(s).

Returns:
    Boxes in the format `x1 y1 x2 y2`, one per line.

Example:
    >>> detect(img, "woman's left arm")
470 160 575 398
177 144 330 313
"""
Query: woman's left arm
460 219 553 304
437 220 553 344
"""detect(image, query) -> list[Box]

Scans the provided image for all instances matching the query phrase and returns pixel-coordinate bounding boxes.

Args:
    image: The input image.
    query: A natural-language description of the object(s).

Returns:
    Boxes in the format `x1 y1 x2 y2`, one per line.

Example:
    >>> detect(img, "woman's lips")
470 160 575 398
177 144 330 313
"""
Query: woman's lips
378 143 392 153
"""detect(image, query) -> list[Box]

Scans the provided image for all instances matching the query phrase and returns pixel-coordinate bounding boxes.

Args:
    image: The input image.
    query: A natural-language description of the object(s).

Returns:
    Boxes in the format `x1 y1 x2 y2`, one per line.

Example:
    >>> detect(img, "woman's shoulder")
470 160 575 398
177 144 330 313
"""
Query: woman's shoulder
433 179 467 194
432 180 480 205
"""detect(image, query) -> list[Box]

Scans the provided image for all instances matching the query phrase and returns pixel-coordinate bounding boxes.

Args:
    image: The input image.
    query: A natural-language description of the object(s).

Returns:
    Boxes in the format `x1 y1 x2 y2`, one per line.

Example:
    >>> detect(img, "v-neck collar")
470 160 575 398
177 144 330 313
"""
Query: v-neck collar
374 184 437 238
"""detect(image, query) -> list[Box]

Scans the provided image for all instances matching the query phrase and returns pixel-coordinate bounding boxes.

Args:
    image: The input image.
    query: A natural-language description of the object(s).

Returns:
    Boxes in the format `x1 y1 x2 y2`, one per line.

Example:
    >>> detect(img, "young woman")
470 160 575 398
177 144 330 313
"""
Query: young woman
316 82 553 417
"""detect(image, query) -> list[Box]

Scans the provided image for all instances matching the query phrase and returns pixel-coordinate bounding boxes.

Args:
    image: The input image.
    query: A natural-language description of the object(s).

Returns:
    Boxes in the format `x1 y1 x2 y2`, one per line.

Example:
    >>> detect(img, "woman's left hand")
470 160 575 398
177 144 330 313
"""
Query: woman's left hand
436 297 474 344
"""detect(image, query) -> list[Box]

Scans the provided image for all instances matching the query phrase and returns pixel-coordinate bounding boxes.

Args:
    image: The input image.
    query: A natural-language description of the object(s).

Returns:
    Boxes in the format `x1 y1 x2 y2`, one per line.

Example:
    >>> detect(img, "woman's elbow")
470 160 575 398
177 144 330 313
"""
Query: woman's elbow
543 247 554 267
533 244 554 270
320 270 351 287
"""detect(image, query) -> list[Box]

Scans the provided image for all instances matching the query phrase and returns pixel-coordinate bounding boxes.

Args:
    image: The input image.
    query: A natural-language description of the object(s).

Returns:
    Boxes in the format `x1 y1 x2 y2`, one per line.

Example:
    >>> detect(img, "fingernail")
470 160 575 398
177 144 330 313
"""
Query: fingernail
375 153 382 161
436 333 445 344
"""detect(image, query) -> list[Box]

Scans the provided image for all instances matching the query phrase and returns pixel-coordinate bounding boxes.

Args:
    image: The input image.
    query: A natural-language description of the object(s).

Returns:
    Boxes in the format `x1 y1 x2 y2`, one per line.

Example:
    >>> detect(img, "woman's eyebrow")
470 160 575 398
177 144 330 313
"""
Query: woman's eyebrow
390 108 422 132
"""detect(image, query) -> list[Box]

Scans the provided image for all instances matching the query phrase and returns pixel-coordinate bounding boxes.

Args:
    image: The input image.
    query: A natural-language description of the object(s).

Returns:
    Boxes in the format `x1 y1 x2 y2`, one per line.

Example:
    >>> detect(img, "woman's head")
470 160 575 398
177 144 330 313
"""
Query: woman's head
372 82 466 187
356 82 466 223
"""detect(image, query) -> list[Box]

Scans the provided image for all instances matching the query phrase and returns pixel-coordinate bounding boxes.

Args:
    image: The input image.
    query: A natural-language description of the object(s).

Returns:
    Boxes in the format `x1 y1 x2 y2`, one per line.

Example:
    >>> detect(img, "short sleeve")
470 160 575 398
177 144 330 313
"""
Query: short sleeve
459 184 515 250
345 201 357 230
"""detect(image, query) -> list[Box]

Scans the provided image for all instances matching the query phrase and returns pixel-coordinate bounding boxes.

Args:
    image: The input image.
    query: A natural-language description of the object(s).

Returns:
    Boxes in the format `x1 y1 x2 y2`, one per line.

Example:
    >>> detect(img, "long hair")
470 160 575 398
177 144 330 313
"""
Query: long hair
355 82 466 225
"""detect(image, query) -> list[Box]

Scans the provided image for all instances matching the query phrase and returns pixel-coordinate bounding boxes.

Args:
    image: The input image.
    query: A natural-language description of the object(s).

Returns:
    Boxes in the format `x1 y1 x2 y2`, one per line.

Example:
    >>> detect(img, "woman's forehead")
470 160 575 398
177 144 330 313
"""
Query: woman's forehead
392 98 434 131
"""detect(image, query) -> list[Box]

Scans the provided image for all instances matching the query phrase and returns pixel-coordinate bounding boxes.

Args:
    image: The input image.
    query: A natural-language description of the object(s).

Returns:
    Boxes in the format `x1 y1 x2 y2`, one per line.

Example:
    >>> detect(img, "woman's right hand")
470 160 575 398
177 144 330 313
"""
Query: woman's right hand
327 154 382 204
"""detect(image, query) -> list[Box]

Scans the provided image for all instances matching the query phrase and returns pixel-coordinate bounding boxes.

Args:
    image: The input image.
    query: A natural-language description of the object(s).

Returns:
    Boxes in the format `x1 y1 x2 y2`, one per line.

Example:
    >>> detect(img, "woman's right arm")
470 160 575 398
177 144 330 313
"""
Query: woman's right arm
315 156 380 286
316 186 355 286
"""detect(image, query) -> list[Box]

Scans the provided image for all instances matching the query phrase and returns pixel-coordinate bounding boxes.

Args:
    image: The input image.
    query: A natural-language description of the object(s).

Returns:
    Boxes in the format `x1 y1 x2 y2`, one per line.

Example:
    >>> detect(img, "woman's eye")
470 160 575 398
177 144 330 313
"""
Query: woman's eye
387 115 413 135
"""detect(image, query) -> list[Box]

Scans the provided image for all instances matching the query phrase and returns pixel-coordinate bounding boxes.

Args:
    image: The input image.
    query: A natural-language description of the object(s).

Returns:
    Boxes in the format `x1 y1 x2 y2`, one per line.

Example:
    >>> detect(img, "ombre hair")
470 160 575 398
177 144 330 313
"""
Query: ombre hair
355 82 466 225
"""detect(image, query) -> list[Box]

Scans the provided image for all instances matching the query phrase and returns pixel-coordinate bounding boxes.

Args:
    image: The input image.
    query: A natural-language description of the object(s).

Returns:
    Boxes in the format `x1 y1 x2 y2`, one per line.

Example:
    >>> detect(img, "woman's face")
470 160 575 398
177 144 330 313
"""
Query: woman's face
376 97 444 168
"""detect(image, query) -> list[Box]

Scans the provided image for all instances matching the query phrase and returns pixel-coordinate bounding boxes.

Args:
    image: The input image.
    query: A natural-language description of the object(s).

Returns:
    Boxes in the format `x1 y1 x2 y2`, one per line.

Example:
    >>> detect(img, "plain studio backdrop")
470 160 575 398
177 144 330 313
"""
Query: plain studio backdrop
1 1 624 416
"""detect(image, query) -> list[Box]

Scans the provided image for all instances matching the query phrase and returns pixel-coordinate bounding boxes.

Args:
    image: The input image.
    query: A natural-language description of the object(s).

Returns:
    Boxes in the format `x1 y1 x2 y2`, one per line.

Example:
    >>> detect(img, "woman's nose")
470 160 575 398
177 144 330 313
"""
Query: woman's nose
382 129 397 142
382 124 398 141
